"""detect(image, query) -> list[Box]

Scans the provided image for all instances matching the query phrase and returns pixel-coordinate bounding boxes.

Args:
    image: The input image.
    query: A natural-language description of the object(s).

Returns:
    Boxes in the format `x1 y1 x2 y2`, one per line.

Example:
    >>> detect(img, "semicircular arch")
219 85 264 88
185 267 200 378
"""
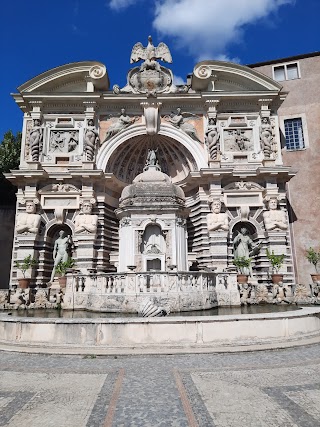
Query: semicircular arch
96 124 208 184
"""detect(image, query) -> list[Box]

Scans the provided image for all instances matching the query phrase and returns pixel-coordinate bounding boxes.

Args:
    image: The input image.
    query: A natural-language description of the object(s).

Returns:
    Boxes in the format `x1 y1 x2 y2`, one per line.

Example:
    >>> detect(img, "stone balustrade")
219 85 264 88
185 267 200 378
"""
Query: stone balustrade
66 271 216 295
63 271 218 312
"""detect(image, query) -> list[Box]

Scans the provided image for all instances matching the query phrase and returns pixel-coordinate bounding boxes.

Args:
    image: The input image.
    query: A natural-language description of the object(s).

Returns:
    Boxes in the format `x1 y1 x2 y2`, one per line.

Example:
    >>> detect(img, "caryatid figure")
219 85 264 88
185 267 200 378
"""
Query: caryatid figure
74 200 98 234
263 198 288 231
29 119 43 162
15 200 41 234
84 119 99 161
207 199 229 232
205 118 220 160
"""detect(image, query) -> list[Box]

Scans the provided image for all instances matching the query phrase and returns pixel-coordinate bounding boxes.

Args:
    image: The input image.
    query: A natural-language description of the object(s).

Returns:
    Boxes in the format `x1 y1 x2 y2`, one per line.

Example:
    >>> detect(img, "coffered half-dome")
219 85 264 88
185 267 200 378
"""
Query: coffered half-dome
106 134 198 184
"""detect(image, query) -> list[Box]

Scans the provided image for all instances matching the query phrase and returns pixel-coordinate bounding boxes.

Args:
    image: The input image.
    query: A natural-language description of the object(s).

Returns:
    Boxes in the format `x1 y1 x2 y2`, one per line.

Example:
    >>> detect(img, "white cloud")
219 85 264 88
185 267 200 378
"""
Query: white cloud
153 0 295 60
173 74 185 85
108 0 137 10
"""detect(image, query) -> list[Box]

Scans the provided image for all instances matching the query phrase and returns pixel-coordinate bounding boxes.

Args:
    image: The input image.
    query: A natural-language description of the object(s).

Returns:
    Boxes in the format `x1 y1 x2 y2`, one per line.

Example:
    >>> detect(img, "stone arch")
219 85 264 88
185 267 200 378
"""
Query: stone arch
96 123 208 183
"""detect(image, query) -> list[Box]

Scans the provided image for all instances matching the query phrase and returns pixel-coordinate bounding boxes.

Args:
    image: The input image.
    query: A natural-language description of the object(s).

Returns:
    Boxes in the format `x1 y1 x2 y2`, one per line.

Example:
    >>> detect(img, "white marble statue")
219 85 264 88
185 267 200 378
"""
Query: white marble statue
74 201 98 234
233 227 260 275
103 109 137 142
50 231 72 282
165 108 201 143
84 119 99 161
15 201 41 234
207 199 229 232
29 119 43 162
205 118 220 160
263 198 288 231
260 117 274 159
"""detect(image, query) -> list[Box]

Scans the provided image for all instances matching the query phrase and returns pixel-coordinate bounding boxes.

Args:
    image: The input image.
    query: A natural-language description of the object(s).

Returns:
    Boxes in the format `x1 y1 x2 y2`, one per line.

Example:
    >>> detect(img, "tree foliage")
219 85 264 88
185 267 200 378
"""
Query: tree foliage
0 130 21 205
0 130 21 173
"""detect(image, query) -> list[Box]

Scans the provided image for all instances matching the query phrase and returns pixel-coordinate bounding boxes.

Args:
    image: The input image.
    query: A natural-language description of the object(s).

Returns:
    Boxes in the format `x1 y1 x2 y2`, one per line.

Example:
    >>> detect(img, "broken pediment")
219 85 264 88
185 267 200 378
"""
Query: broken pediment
192 61 282 92
17 61 109 94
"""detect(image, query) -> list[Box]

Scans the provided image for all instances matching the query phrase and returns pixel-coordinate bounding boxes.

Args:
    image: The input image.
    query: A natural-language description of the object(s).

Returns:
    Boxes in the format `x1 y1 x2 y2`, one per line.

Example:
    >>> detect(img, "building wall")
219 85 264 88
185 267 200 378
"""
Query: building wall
0 207 15 288
252 54 320 284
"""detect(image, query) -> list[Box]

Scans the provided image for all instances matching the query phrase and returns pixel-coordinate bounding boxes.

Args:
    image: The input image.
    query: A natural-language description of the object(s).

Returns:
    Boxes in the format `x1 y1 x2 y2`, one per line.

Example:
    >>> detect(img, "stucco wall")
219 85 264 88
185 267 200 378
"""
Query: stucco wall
0 207 15 288
252 55 320 284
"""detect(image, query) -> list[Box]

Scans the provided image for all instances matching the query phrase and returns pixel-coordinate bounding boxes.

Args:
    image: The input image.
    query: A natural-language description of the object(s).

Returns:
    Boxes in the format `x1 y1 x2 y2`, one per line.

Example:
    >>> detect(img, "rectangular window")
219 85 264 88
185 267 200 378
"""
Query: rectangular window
284 118 305 150
273 62 300 81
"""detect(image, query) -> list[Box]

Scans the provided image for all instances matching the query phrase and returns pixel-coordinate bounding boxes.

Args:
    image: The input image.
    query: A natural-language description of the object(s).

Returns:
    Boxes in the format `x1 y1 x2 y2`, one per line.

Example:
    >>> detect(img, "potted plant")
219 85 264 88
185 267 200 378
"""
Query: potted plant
305 247 320 282
233 256 251 283
266 249 285 284
56 257 75 287
14 255 38 288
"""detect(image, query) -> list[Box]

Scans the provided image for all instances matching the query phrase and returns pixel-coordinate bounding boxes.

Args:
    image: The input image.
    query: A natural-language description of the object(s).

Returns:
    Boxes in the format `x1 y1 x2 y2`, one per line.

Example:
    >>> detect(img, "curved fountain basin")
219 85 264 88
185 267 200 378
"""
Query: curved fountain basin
0 306 320 354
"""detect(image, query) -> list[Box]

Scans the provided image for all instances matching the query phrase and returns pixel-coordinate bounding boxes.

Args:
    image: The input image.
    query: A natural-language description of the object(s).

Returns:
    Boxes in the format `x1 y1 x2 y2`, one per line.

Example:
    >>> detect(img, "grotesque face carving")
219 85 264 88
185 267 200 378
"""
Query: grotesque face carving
268 198 278 210
25 201 36 214
211 200 221 214
81 201 93 214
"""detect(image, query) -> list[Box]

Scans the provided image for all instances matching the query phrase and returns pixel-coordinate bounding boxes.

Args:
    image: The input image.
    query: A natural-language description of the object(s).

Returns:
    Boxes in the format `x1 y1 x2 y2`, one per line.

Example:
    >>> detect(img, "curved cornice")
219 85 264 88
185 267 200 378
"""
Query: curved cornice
17 61 109 93
192 60 282 92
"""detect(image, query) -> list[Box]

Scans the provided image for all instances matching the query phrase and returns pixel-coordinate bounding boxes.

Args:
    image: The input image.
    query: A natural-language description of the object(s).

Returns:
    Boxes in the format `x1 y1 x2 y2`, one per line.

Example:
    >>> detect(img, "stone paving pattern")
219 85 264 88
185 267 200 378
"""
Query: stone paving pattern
1 345 320 426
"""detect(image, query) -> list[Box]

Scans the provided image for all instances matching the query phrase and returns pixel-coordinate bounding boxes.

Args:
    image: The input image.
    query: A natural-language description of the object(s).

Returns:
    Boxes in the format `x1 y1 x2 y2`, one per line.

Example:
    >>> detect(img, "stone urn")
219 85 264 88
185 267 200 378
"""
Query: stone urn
58 276 67 288
237 274 249 284
271 274 284 284
311 274 320 283
18 278 31 289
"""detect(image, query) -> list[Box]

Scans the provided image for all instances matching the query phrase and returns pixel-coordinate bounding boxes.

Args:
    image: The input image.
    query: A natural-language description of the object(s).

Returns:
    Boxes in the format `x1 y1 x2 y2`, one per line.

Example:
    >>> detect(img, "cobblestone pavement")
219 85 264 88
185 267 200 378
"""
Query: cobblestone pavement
1 345 320 426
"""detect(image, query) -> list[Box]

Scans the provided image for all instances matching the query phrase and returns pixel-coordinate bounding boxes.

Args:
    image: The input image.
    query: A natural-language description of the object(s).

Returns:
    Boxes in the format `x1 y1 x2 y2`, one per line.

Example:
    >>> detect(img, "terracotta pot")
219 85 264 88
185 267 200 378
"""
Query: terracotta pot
311 274 320 283
271 274 284 284
58 276 67 288
237 274 249 284
18 278 30 289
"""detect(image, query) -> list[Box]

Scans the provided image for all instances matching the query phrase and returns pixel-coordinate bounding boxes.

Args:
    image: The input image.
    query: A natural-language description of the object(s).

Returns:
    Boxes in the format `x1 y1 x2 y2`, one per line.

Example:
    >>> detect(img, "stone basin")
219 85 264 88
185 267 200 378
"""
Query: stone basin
0 306 320 355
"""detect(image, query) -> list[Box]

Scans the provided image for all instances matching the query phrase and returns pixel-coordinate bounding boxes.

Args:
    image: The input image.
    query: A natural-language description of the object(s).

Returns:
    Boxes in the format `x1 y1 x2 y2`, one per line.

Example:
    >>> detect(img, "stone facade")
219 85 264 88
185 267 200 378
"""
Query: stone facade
7 39 318 311
250 52 320 285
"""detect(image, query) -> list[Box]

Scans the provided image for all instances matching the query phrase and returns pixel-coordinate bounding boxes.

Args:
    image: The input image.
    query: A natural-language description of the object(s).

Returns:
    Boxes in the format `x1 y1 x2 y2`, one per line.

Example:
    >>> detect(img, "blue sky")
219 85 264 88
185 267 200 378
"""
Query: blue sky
1 0 319 140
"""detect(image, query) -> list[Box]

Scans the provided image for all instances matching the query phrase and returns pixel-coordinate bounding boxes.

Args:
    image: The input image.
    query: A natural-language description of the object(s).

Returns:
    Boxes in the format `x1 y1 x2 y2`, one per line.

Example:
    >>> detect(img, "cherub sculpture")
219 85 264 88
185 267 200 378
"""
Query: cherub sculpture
130 35 172 71
164 108 201 142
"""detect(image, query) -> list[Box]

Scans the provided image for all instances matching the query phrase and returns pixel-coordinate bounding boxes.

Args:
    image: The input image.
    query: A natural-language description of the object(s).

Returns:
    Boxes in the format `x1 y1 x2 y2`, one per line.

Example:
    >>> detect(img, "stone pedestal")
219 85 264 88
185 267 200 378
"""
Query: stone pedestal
208 231 228 272
74 235 97 272
12 235 39 287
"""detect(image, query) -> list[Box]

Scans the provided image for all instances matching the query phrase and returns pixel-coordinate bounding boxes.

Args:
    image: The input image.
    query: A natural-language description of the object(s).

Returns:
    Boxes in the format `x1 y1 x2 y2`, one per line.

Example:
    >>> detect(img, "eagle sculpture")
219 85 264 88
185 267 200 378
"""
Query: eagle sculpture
130 36 172 65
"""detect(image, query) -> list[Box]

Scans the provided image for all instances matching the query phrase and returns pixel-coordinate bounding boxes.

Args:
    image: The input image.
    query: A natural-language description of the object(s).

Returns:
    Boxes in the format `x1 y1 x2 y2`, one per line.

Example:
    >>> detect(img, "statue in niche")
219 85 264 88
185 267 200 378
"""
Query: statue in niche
29 119 43 162
102 108 138 142
130 35 172 72
263 198 288 231
205 118 220 160
207 199 229 232
15 200 41 234
144 148 161 170
233 227 260 275
74 200 98 234
50 231 72 282
164 108 201 143
260 117 274 159
84 119 99 161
